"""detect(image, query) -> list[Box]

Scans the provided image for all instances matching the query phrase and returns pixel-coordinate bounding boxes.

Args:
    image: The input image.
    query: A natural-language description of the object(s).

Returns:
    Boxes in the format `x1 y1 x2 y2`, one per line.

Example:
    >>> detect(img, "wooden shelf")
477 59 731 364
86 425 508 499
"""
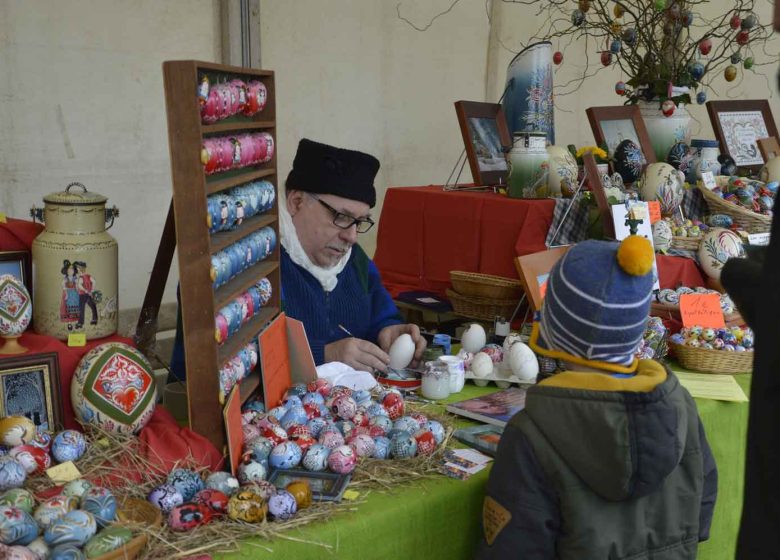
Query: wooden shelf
218 306 278 367
196 61 274 76
205 167 276 195
202 121 275 134
214 259 279 311
240 370 262 403
210 212 278 254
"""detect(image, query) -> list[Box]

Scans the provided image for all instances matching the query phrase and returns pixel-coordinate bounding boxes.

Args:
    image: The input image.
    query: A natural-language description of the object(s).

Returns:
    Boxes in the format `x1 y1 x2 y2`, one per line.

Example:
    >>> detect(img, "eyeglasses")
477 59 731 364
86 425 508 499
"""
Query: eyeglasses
308 193 375 233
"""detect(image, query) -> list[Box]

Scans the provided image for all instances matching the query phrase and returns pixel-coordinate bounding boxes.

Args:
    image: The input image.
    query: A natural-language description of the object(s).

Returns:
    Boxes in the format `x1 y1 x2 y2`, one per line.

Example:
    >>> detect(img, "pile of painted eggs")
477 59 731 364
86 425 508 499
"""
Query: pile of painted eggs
712 176 777 216
667 218 708 238
201 132 275 175
0 482 128 558
207 180 276 234
655 286 735 315
219 341 259 403
215 278 273 345
199 75 267 124
634 316 668 361
459 325 540 383
670 325 754 352
210 226 277 289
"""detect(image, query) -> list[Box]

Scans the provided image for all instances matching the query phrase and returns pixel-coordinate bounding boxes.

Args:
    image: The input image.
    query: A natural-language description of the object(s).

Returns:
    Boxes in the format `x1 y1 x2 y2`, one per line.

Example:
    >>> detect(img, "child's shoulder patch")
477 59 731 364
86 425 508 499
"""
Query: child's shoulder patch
483 495 512 546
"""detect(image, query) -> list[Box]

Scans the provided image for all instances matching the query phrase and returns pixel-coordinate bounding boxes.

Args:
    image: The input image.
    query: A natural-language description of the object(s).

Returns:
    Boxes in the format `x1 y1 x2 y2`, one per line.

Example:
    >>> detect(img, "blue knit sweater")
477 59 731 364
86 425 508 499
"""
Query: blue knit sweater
280 245 402 364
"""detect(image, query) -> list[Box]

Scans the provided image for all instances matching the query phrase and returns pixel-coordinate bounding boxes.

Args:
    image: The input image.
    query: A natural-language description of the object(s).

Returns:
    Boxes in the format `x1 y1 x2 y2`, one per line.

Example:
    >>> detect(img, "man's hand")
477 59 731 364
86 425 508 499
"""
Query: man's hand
378 324 427 366
324 338 390 373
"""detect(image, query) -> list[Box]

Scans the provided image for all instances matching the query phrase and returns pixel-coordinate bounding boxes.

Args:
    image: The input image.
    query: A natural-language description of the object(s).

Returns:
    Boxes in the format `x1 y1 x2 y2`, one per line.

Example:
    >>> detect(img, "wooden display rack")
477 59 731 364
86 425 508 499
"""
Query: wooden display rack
137 60 280 451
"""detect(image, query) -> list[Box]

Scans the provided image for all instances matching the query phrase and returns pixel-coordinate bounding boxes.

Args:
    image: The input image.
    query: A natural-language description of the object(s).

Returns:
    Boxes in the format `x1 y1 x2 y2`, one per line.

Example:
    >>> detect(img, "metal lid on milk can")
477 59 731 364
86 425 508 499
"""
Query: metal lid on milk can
43 182 108 206
512 131 548 150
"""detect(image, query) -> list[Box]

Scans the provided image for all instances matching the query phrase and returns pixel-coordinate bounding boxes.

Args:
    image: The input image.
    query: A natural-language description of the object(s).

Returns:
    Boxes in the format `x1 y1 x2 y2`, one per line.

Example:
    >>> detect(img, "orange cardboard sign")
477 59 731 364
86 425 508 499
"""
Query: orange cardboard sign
679 293 726 328
223 386 243 476
258 313 293 410
647 201 661 224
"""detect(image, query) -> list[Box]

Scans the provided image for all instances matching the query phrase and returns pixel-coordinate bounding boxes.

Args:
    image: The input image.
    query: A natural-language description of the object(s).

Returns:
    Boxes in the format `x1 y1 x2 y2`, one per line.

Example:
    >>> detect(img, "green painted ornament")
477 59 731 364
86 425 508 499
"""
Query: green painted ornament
743 57 754 70
84 526 133 558
725 65 738 82
571 9 585 26
654 0 666 12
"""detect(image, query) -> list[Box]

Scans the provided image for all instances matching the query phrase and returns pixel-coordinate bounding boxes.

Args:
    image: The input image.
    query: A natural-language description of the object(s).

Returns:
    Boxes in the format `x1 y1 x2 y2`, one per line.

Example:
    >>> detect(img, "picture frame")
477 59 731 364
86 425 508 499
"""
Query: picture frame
586 105 657 167
0 251 32 295
0 352 63 432
756 136 780 163
514 246 571 313
453 424 504 457
706 100 779 173
454 101 511 187
267 468 351 502
582 152 616 239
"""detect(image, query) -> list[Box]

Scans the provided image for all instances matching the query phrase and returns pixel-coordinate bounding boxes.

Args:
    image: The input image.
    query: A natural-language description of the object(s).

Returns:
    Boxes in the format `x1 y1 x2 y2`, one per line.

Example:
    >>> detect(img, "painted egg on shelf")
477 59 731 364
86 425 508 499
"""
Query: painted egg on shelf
51 431 87 464
0 489 35 514
44 510 97 548
268 442 302 470
651 220 673 253
166 469 204 502
613 139 646 184
147 484 184 514
698 228 746 280
0 458 26 491
461 324 487 353
0 417 37 448
0 274 32 338
302 444 330 472
327 445 357 474
508 342 539 381
34 496 79 529
83 526 133 558
546 145 578 197
205 471 240 496
62 479 93 500
388 334 415 370
227 490 267 523
80 487 117 528
0 505 39 546
167 503 212 532
267 490 297 521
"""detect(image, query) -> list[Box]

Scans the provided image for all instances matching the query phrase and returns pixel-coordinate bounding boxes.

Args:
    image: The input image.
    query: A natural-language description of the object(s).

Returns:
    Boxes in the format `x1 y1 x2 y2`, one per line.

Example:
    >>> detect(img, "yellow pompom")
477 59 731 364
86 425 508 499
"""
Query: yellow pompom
616 235 654 276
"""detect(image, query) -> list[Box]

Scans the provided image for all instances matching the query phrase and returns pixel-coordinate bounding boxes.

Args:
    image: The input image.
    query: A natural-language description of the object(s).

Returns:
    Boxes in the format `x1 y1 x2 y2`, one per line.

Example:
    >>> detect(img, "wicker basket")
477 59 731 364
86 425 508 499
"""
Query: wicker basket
670 235 701 251
668 341 753 374
93 497 163 560
697 181 772 233
449 271 523 300
446 289 519 321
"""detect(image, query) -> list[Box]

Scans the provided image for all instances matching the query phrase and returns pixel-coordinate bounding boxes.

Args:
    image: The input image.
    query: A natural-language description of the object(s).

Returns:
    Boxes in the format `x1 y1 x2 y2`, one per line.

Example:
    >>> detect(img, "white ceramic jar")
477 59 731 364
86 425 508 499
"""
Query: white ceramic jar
421 361 451 400
438 355 466 394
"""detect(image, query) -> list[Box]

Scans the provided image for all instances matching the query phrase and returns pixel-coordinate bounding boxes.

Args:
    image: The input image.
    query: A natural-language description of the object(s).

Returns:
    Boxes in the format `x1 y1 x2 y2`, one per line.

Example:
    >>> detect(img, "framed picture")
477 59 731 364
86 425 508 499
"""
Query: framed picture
0 353 63 432
514 246 571 313
583 152 616 239
268 468 351 502
453 425 504 457
0 251 32 295
706 100 779 172
586 105 656 166
454 101 511 187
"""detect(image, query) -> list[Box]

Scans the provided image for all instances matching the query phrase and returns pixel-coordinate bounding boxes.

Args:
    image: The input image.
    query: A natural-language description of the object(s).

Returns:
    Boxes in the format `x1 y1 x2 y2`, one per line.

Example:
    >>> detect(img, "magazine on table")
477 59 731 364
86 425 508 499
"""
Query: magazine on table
445 386 528 427
453 425 504 456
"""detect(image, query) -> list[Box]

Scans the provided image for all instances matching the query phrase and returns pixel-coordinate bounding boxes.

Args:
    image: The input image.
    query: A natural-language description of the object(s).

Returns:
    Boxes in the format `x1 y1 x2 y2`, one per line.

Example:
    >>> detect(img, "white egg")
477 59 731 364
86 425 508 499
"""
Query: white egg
502 333 523 355
509 342 539 381
461 324 487 353
470 352 494 378
388 334 415 370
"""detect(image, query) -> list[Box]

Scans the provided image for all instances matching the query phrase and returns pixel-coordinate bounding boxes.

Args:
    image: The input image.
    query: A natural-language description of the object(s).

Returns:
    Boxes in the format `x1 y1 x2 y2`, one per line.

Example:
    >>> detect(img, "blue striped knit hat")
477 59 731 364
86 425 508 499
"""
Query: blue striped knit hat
529 237 654 374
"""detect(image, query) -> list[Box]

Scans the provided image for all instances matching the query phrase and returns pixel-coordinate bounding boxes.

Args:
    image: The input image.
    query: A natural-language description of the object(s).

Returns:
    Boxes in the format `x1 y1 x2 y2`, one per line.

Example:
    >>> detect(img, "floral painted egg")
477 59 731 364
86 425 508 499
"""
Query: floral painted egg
480 343 503 364
638 163 685 216
334 420 355 440
318 430 345 450
34 496 79 529
0 458 26 491
29 431 52 452
0 274 32 337
613 139 646 184
227 490 266 523
327 445 357 474
652 220 673 253
62 479 93 500
71 342 157 434
51 431 87 464
167 503 212 532
285 481 313 509
329 395 358 420
49 543 85 560
237 460 267 485
166 469 204 502
372 436 392 459
0 417 37 448
267 490 297 521
0 489 35 514
27 537 50 560
193 489 229 514
368 415 392 435
381 392 405 421
147 484 184 514
261 424 288 445
305 418 329 439
244 479 277 502
666 142 694 176
44 510 97 547
9 445 50 476
205 471 240 496
302 444 330 472
347 434 375 458
83 526 133 558
698 228 746 281
546 145 578 197
391 434 418 459
0 506 39 545
80 487 116 528
244 436 275 464
413 430 437 455
307 378 332 398
5 545 37 560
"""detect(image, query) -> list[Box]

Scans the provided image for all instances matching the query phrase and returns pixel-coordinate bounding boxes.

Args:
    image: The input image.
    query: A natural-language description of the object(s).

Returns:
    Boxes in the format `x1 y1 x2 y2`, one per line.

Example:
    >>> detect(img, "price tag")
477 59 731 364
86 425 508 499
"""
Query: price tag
647 201 661 224
701 172 717 190
67 333 86 347
748 232 771 246
46 461 82 484
342 490 360 501
679 293 725 328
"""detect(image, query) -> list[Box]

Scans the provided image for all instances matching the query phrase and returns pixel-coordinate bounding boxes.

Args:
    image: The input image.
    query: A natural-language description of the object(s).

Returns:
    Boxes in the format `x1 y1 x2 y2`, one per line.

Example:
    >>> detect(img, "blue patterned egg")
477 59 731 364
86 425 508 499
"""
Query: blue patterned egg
306 417 329 439
0 458 26 491
365 402 387 418
425 421 447 446
301 444 330 471
269 442 302 470
351 390 372 407
237 460 268 484
267 490 297 520
50 544 85 560
742 332 755 348
280 406 308 430
166 469 204 501
301 392 325 407
245 436 275 463
44 510 96 547
51 431 87 464
267 406 286 421
0 489 34 515
0 505 39 545
666 142 694 174
669 333 685 345
706 214 734 228
147 484 183 514
3 545 37 560
386 429 412 442
242 399 265 415
27 537 50 559
34 496 79 529
205 471 240 496
369 415 393 434
372 436 392 459
391 434 418 459
393 416 421 435
334 420 355 439
80 487 116 528
285 384 308 399
62 479 92 500
613 139 646 184
83 526 133 557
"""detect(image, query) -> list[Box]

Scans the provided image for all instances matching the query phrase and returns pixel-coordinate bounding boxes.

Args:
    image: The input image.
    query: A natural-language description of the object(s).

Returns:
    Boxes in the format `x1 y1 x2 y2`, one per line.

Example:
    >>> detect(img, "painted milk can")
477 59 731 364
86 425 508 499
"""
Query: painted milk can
30 183 119 340
508 132 549 199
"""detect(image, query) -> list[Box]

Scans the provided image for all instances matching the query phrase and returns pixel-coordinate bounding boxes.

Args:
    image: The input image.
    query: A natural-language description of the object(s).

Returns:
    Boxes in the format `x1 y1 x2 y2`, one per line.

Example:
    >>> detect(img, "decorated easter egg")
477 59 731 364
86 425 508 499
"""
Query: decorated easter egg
167 503 212 532
461 324 487 353
425 420 446 445
44 510 96 547
34 496 79 529
227 490 267 523
9 445 50 475
279 406 308 430
0 418 37 449
327 445 357 474
70 343 157 434
302 444 330 472
638 163 685 216
269 442 303 470
0 458 26 491
480 344 503 364
83 526 133 558
381 392 405 420
508 342 539 381
698 228 746 280
166 469 204 502
285 481 313 509
388 334 415 370
372 436 391 459
27 537 49 559
237 460 268 485
147 484 184 514
651 220 673 253
391 434 418 459
49 543 85 560
205 471 240 496
318 430 345 450
393 416 420 435
51 431 87 464
369 414 392 435
0 489 34 514
470 352 493 378
413 430 437 455
706 214 733 228
80 487 116 528
4 545 37 559
0 275 32 337
62 479 93 500
306 418 329 439
193 489 229 514
267 490 297 520
613 139 646 184
546 145 578 197
329 395 357 420
307 378 332 398
0 506 39 545
347 434 375 458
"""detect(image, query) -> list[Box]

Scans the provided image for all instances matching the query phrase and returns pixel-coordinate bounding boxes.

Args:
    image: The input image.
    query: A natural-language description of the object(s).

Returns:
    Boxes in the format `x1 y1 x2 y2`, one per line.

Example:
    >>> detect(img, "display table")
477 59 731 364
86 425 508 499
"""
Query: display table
221 370 749 560
374 186 705 298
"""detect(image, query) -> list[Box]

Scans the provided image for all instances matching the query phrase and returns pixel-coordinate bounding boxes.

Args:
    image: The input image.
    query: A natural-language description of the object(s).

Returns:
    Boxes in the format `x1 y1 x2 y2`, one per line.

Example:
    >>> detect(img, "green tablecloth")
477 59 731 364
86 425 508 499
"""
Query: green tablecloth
221 372 750 559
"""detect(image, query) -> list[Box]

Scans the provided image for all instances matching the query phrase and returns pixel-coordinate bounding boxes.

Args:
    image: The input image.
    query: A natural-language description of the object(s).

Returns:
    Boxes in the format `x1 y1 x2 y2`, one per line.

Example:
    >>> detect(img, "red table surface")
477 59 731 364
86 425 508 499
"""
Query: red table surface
373 186 705 297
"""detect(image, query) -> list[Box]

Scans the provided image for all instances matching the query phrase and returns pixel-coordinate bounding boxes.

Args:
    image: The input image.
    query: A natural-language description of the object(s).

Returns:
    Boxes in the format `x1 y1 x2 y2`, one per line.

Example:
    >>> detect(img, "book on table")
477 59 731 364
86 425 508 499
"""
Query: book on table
445 386 528 427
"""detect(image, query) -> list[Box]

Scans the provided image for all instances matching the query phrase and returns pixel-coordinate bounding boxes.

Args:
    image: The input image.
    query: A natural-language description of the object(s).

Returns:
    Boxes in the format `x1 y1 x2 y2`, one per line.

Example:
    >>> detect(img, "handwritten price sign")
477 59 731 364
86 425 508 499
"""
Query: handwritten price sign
679 293 726 329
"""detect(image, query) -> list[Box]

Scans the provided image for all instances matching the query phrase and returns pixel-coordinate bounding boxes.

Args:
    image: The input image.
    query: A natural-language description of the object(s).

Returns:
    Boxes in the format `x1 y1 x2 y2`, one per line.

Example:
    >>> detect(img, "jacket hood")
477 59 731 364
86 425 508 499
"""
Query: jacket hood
524 361 687 501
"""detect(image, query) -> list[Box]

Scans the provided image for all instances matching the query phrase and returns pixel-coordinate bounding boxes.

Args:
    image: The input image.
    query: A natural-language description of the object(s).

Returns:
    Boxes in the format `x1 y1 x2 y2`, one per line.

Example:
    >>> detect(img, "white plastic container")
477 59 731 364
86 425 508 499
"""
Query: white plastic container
439 355 466 394
421 361 451 400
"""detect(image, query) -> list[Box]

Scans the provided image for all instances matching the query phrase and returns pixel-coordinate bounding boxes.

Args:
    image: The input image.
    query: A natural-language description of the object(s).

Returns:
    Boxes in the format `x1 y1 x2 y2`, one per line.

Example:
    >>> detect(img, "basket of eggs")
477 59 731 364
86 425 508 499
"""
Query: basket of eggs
697 176 775 234
667 325 754 374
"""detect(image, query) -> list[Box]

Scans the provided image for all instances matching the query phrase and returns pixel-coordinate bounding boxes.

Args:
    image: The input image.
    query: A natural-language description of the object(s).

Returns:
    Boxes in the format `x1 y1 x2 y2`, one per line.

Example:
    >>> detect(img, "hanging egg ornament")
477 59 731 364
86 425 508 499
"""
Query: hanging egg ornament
654 0 666 11
743 57 754 70
681 10 692 27
741 13 757 29
613 3 624 18
227 490 267 523
600 51 613 66
553 51 563 65
578 0 590 12
736 31 750 46
730 14 741 29
571 9 585 26
661 100 676 117
696 91 707 104
699 38 712 55
51 431 87 464
622 28 636 46
610 20 622 35
688 62 705 81
167 503 212 532
731 52 742 64
267 490 297 521
610 39 621 54
725 65 738 82
147 484 184 514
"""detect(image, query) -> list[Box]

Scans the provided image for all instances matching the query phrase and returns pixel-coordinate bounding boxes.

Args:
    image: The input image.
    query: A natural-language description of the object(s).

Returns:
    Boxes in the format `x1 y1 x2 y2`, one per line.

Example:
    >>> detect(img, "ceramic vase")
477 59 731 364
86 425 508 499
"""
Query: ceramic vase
502 41 555 144
638 101 692 162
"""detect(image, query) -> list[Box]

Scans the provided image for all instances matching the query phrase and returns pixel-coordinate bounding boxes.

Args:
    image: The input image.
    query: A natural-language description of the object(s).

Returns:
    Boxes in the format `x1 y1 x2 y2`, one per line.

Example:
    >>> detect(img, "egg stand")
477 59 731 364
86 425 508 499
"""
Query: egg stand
0 334 27 355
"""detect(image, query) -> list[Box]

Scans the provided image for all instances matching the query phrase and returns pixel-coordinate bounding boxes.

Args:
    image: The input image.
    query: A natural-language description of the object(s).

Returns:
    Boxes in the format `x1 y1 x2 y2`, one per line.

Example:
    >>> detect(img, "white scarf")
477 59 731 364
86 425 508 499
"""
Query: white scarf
279 200 351 292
